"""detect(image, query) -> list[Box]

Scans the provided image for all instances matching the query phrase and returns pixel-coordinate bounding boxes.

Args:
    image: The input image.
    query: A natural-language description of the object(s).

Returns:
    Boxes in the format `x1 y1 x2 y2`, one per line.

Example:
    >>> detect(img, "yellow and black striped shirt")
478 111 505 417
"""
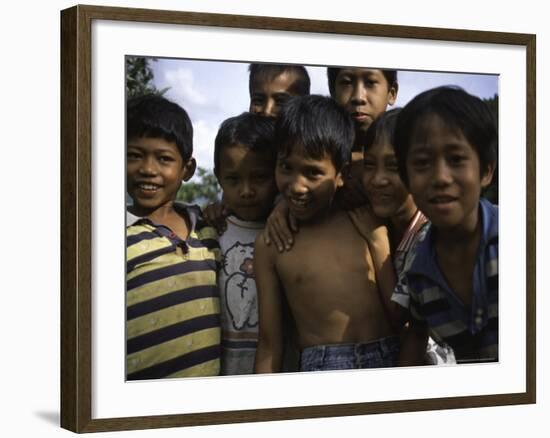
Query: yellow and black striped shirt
126 204 221 380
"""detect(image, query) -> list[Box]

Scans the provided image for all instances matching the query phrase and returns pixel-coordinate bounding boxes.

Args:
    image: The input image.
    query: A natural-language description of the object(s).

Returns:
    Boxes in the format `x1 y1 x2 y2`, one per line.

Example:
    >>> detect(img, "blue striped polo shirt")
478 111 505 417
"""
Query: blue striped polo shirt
126 203 221 380
392 198 498 363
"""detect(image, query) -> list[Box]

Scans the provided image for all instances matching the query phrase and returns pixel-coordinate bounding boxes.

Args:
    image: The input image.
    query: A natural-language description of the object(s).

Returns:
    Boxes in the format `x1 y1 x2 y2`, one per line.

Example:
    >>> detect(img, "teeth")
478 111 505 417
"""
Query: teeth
290 198 308 207
138 184 159 190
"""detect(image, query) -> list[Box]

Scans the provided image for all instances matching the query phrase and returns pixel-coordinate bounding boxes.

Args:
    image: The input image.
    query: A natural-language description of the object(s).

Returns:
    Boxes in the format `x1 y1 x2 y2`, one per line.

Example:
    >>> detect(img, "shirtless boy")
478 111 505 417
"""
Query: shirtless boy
254 95 398 372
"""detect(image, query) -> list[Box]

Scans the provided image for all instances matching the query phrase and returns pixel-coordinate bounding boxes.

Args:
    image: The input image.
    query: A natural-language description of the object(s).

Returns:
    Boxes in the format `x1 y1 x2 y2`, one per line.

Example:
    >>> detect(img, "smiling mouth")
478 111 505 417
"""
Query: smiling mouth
429 195 457 204
135 183 161 192
288 197 310 210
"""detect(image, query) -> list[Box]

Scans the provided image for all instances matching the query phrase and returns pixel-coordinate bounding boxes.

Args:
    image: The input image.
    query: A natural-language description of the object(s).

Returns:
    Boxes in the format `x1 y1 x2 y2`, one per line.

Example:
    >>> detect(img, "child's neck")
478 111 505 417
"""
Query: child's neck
132 202 190 240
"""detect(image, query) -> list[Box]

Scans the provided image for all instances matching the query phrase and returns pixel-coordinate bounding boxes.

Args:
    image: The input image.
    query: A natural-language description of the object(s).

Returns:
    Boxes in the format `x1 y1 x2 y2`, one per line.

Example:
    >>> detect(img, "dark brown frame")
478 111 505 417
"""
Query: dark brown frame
60 4 536 433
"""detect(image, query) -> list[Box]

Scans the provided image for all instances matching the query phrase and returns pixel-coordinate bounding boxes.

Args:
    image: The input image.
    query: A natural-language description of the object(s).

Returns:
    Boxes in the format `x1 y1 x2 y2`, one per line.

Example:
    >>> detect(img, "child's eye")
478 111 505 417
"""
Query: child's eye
251 96 265 106
410 157 430 169
158 155 175 163
448 154 468 166
274 96 290 106
127 151 141 160
363 160 376 170
337 77 352 86
307 168 324 178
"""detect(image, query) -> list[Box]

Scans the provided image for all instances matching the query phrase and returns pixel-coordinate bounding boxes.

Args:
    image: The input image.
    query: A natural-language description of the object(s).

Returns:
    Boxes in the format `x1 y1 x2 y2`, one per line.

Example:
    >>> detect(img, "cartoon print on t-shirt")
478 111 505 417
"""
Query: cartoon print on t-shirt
222 242 258 330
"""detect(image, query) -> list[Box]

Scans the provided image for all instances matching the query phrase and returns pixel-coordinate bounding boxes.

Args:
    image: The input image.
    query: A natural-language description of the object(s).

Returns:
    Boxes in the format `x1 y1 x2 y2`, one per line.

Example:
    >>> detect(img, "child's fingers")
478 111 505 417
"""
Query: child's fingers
265 217 286 252
273 217 294 250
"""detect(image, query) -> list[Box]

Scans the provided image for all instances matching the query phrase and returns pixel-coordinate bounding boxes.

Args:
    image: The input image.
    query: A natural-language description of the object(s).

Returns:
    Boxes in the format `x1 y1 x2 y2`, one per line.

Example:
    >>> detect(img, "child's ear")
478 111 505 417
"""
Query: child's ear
387 82 398 106
336 163 350 188
481 161 495 188
181 158 196 182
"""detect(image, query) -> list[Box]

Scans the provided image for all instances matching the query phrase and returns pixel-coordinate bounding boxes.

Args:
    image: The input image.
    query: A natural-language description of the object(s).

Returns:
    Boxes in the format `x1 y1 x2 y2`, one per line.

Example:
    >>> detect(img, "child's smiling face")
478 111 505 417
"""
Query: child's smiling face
276 145 345 222
406 113 494 233
126 137 194 216
217 144 278 222
362 140 415 220
333 68 397 137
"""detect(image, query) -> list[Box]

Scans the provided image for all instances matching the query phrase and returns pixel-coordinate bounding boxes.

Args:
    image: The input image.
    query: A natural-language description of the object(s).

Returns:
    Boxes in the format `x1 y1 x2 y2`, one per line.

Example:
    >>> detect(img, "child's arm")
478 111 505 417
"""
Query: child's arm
399 319 429 366
261 198 299 252
348 206 400 329
254 236 285 373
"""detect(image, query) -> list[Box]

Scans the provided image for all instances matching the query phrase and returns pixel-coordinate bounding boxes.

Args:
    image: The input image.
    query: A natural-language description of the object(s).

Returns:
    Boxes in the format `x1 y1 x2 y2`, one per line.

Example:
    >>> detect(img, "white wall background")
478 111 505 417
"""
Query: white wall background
0 0 546 436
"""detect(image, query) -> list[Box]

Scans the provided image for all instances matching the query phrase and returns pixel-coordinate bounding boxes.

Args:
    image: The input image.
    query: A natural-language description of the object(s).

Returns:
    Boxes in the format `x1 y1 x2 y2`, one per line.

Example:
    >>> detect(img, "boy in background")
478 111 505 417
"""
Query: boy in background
254 95 398 372
213 112 279 375
327 67 398 209
126 95 221 380
263 67 398 248
393 86 498 364
248 63 311 118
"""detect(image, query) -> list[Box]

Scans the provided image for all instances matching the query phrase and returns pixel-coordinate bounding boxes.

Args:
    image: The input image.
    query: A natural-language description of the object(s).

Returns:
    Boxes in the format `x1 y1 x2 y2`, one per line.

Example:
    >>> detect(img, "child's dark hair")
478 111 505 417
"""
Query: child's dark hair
364 107 402 153
275 95 354 171
394 86 498 186
249 63 311 96
327 67 398 96
127 94 193 161
214 112 277 177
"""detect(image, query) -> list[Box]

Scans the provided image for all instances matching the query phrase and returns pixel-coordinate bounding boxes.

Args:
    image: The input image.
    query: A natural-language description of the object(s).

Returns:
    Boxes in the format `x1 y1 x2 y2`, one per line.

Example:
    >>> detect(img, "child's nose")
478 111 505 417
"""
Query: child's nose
289 176 308 194
138 156 158 175
351 82 367 104
262 99 276 117
372 169 389 186
432 160 452 186
240 182 255 198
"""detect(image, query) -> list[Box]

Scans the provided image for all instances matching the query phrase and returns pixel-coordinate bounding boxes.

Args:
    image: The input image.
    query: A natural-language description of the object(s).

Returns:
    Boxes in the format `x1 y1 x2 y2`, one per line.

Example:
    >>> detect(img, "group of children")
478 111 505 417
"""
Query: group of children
125 62 498 380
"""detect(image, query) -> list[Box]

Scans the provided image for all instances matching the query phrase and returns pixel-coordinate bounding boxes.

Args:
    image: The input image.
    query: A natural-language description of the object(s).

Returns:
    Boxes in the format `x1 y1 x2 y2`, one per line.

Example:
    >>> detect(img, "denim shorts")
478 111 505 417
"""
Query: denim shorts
300 336 400 372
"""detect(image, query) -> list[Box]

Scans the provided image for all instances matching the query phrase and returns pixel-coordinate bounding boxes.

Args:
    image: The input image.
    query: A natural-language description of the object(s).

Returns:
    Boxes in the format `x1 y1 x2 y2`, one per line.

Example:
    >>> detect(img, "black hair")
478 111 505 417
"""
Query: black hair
275 95 354 171
364 107 402 153
214 112 277 177
394 86 498 186
249 63 311 96
126 94 193 161
327 67 398 96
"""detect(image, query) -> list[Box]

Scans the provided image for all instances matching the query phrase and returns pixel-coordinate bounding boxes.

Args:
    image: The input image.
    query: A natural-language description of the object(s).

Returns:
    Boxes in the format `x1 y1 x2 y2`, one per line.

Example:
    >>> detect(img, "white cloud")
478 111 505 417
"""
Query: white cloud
161 67 208 107
190 119 217 181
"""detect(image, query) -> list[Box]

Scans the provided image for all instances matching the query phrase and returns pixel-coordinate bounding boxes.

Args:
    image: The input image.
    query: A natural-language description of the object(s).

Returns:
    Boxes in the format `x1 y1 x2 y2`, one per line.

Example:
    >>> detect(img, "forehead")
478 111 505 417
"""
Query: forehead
250 70 301 95
128 136 181 154
364 140 396 158
409 113 475 153
336 68 387 81
279 144 336 168
219 143 274 170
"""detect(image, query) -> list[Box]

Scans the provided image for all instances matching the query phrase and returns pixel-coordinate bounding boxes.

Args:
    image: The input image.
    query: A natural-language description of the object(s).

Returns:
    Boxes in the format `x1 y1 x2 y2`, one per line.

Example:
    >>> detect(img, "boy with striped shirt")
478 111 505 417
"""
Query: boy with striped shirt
125 95 221 380
393 87 498 364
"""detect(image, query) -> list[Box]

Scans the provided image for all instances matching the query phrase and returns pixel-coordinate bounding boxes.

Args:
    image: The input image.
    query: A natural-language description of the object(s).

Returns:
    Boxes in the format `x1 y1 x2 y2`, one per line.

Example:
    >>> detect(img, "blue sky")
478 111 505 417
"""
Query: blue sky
150 58 498 182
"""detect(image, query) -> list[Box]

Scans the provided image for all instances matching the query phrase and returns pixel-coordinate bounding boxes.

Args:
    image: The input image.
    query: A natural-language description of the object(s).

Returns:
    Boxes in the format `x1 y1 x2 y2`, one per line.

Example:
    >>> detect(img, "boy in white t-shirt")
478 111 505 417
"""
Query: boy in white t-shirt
213 112 279 375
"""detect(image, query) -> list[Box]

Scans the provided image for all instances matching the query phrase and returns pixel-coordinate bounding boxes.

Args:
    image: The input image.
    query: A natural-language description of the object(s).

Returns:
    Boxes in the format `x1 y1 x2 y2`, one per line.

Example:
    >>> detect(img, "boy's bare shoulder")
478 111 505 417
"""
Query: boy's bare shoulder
254 233 279 262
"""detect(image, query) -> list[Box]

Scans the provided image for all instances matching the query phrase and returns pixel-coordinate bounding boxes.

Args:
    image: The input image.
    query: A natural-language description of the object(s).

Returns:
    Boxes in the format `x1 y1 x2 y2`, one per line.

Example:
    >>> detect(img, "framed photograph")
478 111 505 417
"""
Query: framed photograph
60 4 536 433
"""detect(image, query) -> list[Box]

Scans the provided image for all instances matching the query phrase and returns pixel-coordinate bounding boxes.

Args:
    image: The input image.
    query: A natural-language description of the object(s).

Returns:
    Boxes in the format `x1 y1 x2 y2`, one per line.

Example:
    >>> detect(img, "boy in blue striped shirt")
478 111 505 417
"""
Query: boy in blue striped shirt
392 86 498 365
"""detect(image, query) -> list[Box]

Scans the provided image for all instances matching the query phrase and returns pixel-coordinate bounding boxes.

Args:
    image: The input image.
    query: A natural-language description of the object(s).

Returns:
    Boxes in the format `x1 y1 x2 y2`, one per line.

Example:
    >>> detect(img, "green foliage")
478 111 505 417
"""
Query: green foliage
176 167 221 207
126 56 169 99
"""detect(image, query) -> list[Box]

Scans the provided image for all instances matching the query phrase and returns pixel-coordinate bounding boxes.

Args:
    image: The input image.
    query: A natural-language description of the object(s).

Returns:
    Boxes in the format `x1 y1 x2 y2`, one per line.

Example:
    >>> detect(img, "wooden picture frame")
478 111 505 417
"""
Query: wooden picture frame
60 4 536 433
